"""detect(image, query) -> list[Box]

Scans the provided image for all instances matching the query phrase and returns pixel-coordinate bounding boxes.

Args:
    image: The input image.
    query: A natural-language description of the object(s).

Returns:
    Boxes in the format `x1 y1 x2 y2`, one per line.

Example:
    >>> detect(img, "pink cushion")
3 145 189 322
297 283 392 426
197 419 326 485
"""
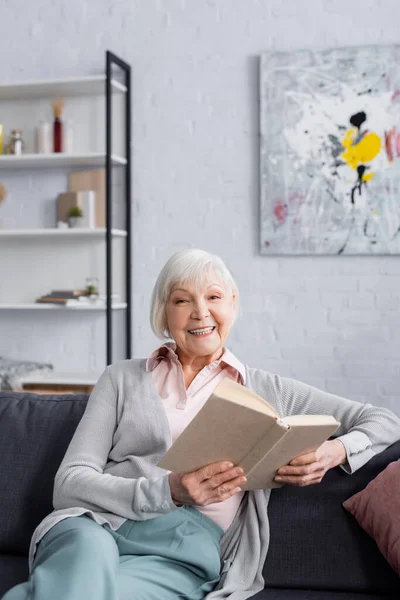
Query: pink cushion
343 459 400 575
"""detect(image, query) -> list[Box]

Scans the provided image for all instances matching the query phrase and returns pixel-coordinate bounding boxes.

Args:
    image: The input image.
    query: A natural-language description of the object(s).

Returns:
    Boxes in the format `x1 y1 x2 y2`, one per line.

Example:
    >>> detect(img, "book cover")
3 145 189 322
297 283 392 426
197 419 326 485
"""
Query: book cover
158 378 340 490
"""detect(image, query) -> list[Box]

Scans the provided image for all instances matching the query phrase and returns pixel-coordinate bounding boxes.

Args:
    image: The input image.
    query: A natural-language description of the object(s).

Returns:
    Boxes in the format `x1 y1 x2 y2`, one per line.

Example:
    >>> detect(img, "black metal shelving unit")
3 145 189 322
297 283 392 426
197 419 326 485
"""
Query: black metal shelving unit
105 50 132 365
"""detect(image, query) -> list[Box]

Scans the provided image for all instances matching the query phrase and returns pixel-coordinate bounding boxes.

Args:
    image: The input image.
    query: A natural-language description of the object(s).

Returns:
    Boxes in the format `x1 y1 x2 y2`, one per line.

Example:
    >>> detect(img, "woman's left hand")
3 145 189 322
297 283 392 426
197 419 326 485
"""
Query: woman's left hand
274 439 347 487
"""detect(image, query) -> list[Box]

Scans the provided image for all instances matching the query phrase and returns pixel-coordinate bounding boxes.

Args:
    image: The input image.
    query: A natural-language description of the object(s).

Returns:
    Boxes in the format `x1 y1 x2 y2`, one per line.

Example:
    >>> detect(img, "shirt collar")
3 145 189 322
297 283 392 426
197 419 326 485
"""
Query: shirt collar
146 341 246 384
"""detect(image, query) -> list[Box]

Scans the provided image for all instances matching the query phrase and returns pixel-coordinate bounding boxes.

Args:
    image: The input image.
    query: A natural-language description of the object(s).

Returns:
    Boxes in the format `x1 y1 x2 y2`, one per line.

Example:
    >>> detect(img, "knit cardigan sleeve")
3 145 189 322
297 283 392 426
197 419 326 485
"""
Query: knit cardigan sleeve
52 367 177 520
270 372 400 473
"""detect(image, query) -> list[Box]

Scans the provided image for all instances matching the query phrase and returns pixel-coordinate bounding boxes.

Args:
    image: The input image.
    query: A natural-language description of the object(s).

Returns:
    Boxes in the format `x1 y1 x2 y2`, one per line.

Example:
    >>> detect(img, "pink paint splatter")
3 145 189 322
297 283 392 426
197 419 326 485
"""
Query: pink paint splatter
384 126 400 162
392 90 400 102
273 201 288 223
265 241 270 247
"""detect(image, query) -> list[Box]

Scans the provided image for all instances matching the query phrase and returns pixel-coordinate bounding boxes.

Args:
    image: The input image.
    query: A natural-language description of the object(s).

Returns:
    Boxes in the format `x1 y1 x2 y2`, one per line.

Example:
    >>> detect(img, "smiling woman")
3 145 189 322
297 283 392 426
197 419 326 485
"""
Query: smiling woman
7 249 400 600
149 250 239 389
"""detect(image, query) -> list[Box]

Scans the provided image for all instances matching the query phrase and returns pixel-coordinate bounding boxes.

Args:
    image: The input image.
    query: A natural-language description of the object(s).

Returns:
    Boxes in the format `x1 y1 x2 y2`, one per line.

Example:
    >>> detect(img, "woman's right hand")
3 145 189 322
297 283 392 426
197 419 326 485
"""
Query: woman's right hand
168 461 247 506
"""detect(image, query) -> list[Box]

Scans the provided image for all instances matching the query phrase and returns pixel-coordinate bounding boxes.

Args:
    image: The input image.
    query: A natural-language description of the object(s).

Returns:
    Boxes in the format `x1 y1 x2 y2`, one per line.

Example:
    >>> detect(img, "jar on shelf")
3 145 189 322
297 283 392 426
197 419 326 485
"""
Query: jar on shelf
7 129 24 155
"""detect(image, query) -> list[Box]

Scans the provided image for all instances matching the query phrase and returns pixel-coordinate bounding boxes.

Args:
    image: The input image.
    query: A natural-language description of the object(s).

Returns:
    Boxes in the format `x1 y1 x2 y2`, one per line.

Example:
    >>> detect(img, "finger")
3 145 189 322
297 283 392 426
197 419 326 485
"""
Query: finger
209 473 246 493
289 451 318 466
275 472 324 486
208 485 243 504
209 466 244 489
199 461 234 481
277 463 320 476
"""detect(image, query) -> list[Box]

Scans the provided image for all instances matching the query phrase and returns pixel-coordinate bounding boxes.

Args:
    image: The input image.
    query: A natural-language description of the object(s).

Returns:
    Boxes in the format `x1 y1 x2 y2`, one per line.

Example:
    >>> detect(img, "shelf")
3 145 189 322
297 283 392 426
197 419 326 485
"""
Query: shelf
0 303 127 310
19 371 101 386
0 228 127 238
0 153 126 170
0 76 126 100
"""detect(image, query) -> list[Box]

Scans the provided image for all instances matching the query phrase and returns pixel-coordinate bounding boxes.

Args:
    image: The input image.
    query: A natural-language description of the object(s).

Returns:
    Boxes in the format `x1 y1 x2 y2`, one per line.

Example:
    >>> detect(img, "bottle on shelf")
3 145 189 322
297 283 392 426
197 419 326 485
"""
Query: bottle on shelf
36 121 52 154
7 129 24 155
63 119 74 153
52 97 64 153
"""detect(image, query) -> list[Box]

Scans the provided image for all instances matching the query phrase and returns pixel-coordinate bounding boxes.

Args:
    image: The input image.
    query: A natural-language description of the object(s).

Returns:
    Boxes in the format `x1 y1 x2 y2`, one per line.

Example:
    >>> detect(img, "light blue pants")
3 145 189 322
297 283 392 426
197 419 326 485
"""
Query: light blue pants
2 506 224 600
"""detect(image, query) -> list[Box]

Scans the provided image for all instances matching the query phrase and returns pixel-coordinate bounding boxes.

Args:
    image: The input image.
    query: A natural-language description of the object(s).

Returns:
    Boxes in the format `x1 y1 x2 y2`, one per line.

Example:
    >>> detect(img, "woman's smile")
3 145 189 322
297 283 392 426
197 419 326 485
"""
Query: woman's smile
187 326 216 337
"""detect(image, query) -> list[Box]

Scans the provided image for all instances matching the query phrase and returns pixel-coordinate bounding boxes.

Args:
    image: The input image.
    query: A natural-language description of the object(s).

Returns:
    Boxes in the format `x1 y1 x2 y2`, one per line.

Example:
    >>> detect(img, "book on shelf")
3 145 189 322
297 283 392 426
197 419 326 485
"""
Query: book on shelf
36 296 68 304
157 378 340 490
35 290 90 304
50 289 89 297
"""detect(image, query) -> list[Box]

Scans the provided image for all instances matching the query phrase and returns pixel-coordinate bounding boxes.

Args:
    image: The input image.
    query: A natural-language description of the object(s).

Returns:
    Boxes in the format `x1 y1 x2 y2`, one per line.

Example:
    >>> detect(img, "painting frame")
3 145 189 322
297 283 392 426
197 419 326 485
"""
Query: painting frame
260 45 400 255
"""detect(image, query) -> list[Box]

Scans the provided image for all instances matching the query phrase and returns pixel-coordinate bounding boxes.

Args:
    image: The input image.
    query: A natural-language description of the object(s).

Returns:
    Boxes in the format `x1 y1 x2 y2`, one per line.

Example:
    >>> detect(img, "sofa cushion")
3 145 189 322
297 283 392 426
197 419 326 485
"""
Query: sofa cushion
0 392 88 555
0 555 29 597
343 459 400 575
264 441 400 596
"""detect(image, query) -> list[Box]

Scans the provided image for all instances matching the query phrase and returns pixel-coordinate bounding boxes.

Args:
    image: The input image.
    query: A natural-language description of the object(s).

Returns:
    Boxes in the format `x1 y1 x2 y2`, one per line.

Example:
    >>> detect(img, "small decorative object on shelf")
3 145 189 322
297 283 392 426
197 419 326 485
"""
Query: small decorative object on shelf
7 129 24 155
86 277 99 296
36 121 52 154
67 205 84 228
58 189 96 228
0 123 3 154
52 97 64 153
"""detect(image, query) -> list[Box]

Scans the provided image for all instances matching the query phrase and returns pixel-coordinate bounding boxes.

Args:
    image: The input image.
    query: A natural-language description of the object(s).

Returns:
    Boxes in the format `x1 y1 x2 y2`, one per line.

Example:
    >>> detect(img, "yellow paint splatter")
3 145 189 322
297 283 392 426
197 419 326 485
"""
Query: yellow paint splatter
361 171 375 182
341 128 382 170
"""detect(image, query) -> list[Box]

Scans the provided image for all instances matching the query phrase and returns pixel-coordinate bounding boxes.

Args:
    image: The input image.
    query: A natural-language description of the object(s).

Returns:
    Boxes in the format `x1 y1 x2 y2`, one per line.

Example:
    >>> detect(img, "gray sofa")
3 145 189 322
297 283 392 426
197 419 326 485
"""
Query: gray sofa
0 391 399 599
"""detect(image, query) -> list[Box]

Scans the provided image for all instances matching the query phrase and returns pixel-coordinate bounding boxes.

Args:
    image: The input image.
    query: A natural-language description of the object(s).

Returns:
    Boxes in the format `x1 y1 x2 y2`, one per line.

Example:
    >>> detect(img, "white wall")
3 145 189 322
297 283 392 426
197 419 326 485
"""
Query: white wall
0 0 399 412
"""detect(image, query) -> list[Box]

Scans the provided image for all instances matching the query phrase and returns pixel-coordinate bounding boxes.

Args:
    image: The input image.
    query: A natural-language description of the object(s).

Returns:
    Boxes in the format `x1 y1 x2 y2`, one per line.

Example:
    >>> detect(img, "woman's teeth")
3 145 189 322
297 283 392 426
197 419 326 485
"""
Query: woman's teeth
188 327 215 336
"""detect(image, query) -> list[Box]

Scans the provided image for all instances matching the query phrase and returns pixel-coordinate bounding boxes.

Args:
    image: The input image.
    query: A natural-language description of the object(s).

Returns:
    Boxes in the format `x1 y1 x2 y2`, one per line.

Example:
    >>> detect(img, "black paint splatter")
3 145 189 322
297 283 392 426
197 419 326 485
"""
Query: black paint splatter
350 112 367 129
351 165 367 204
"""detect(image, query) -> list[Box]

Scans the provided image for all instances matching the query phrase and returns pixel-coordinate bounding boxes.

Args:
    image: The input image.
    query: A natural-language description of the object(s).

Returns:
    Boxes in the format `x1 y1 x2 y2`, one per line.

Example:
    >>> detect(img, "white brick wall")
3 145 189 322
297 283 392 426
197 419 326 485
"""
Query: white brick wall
0 0 399 413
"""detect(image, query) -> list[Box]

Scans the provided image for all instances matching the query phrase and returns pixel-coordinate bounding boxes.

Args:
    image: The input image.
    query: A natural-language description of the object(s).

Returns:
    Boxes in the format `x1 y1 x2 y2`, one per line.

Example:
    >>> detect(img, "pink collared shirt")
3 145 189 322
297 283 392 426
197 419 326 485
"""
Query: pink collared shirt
146 342 246 531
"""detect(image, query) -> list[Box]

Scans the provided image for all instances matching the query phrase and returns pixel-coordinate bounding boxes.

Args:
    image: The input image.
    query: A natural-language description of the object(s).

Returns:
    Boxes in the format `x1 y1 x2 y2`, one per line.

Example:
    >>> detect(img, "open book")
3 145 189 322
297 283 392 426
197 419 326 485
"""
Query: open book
158 378 340 490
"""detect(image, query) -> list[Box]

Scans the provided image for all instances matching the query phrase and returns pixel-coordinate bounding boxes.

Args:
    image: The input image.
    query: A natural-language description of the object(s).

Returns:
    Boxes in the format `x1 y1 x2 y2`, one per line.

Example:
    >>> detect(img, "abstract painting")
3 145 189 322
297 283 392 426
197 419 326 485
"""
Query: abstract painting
260 45 400 254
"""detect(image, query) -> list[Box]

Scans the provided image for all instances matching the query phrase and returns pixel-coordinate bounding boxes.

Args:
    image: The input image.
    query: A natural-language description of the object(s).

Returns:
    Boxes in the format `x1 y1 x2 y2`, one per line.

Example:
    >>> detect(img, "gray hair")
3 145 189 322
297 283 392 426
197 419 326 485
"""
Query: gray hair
150 249 240 340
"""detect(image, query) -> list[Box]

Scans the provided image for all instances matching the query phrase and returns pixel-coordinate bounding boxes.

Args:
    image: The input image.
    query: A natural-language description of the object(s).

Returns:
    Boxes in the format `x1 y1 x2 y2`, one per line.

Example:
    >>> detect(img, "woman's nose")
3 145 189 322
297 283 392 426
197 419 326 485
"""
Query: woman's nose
191 301 210 319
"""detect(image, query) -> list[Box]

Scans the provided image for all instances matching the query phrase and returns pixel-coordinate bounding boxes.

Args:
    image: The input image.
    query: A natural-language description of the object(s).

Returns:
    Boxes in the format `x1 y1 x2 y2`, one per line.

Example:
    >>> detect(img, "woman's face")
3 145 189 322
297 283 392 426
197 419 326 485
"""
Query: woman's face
165 273 236 362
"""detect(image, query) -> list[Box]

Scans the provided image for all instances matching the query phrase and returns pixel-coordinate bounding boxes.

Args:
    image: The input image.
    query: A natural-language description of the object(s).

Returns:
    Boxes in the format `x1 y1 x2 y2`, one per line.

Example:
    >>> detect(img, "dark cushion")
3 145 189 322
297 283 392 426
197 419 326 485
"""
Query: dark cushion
264 441 400 596
252 588 393 599
0 555 29 597
0 392 88 555
343 459 400 575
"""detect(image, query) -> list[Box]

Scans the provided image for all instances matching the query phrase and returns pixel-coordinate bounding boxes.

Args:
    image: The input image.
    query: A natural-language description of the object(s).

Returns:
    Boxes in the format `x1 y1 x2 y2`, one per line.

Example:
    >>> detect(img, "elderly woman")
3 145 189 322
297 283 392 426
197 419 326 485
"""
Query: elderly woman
4 249 400 600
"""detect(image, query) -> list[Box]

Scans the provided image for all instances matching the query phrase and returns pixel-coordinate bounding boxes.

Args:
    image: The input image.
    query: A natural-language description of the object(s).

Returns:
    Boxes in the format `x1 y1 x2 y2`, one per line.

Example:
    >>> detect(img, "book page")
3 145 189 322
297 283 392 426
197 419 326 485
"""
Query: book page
213 378 279 418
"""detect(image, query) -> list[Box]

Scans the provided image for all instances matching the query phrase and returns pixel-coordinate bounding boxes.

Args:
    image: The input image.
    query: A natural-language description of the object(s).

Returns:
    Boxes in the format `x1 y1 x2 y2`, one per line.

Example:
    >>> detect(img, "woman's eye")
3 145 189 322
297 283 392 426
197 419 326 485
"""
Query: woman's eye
210 295 221 300
175 299 187 304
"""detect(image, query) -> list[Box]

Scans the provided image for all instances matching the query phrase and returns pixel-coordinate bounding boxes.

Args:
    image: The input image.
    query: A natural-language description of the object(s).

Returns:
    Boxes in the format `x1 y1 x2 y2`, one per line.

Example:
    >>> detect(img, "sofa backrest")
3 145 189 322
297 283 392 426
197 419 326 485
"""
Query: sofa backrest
0 391 88 555
265 439 400 595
